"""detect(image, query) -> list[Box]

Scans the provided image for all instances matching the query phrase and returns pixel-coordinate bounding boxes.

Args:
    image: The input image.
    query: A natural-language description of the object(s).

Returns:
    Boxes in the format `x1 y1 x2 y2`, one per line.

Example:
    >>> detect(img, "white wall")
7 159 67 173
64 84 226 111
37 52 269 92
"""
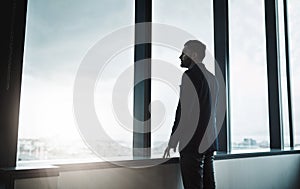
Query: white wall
15 154 300 189
214 154 300 189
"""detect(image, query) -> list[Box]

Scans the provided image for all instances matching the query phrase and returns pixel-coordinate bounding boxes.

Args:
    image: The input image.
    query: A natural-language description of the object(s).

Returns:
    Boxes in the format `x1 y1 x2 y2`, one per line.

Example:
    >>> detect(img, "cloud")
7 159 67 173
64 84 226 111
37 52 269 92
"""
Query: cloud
24 0 134 79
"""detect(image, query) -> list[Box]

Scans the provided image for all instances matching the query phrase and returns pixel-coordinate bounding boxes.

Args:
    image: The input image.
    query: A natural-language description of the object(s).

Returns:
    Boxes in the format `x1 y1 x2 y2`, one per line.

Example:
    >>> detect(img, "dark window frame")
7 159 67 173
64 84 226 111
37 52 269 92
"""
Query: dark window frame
0 0 27 168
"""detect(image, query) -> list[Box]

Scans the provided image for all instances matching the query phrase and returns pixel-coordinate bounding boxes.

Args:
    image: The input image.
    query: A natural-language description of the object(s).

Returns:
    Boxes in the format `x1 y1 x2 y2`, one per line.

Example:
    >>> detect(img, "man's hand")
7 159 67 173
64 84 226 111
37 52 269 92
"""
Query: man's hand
163 146 176 158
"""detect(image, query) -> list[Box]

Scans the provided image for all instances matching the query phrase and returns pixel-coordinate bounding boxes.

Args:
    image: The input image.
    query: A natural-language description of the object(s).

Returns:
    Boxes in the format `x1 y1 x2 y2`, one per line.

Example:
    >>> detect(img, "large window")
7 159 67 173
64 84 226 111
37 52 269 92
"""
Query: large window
229 0 270 151
18 0 134 162
287 0 300 148
152 0 214 157
15 0 299 165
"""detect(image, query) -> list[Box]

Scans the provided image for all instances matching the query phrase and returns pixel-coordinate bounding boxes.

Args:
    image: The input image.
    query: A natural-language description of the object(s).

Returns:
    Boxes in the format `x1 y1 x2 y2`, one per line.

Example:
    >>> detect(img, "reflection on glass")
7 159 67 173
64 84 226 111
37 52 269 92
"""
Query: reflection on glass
229 0 270 150
152 0 214 157
18 0 134 162
287 0 300 148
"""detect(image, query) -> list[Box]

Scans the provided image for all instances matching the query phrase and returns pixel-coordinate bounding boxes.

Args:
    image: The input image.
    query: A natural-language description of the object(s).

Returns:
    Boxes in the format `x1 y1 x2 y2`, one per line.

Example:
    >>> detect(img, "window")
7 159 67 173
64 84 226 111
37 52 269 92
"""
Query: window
229 0 270 151
18 0 134 162
15 0 299 165
287 0 300 148
152 0 214 157
277 0 290 148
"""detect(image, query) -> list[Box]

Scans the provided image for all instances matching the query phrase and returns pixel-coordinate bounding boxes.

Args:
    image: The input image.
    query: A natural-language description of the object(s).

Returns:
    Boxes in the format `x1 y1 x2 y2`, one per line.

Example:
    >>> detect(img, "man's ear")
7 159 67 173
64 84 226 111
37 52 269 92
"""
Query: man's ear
191 52 198 61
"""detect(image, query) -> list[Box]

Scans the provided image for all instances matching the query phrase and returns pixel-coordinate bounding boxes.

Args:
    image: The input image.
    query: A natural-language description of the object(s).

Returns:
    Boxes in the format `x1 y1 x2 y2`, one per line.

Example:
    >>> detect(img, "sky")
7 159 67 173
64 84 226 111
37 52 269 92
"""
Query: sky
19 0 134 144
18 0 300 161
288 0 300 146
151 0 215 148
229 0 270 143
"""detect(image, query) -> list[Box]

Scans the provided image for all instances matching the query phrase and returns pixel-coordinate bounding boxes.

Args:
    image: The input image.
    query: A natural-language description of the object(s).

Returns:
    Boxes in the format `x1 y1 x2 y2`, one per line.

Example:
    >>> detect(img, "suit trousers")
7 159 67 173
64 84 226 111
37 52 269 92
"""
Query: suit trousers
180 151 216 189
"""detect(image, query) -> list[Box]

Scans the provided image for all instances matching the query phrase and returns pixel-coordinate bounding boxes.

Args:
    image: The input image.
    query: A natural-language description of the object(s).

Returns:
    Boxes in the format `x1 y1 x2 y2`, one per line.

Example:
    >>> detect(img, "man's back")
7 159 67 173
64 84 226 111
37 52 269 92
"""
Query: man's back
199 64 219 153
181 63 219 154
169 62 219 154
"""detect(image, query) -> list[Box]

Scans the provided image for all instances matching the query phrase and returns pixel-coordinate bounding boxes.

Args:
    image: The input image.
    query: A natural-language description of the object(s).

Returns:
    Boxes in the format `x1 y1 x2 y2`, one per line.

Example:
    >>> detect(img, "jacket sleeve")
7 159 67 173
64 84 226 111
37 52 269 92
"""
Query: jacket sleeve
168 101 181 148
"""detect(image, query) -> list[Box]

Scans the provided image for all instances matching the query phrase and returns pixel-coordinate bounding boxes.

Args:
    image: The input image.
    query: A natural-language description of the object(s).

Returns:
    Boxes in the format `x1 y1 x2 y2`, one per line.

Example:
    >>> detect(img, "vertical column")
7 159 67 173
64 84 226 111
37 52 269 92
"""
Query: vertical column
0 0 27 168
265 0 283 149
213 0 230 152
133 0 152 158
1 1 27 188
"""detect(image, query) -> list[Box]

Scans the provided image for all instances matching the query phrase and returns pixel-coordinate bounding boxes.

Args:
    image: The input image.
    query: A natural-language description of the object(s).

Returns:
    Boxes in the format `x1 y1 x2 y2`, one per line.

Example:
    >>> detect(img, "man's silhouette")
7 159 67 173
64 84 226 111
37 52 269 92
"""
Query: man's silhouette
163 40 219 189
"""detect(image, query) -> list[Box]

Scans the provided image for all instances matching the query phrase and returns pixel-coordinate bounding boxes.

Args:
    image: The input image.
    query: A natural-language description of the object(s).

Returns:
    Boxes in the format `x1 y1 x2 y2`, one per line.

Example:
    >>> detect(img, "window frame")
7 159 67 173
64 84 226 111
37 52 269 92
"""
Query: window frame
1 0 299 170
0 0 27 168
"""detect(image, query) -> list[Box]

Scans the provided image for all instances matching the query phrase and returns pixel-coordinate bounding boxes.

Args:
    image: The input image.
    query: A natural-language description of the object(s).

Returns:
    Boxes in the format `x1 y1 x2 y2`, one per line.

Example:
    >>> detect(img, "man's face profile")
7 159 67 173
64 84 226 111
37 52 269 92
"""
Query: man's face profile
179 46 193 68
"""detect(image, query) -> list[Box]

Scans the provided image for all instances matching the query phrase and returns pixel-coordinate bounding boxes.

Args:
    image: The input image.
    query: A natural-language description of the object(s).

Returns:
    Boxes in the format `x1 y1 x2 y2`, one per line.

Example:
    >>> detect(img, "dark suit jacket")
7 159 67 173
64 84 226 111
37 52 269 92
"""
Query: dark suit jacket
169 63 219 154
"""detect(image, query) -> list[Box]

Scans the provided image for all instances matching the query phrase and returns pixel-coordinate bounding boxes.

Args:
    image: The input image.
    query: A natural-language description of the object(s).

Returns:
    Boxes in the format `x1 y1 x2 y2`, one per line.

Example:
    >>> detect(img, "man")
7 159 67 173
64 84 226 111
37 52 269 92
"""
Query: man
163 40 219 189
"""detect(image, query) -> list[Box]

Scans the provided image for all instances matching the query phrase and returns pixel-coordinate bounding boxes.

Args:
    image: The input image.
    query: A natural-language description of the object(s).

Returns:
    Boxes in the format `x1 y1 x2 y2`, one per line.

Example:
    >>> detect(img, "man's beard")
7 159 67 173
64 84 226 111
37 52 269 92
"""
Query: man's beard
180 57 193 68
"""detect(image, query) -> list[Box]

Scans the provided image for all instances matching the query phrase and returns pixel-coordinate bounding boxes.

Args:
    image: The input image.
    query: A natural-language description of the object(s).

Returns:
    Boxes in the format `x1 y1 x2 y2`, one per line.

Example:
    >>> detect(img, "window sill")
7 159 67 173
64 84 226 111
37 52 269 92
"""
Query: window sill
1 149 299 180
0 165 59 180
214 148 300 160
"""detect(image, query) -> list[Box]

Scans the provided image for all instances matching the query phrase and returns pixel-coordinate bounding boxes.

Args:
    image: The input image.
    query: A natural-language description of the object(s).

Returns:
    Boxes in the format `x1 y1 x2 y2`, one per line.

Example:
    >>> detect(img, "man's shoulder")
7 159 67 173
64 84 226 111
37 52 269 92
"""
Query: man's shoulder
182 69 193 79
188 64 206 79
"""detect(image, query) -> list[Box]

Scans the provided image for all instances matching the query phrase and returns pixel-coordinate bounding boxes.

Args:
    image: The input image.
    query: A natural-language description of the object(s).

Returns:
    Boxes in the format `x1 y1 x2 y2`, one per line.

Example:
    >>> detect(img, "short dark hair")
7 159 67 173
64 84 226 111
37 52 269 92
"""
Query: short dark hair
184 40 206 61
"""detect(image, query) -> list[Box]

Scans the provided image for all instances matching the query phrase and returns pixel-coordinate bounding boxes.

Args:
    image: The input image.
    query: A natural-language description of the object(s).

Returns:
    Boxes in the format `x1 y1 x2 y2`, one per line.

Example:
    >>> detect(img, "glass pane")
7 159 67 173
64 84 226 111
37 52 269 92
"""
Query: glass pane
18 0 134 163
152 0 214 157
229 0 270 151
277 0 290 148
287 0 300 148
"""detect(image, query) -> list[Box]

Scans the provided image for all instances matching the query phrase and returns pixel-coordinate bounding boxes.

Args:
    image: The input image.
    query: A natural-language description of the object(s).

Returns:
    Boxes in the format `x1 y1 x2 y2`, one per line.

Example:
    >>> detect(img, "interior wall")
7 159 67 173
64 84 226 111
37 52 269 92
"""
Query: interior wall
14 154 300 189
14 177 58 189
58 164 181 189
214 154 300 189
